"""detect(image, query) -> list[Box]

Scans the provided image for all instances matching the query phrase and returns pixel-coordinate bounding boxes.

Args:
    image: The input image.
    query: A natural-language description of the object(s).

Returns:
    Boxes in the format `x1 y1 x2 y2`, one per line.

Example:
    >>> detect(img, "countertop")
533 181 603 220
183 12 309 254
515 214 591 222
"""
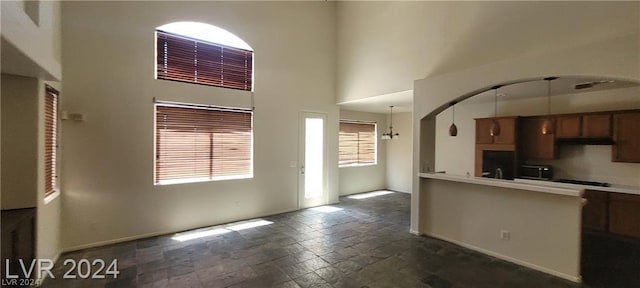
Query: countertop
419 173 583 197
513 178 640 196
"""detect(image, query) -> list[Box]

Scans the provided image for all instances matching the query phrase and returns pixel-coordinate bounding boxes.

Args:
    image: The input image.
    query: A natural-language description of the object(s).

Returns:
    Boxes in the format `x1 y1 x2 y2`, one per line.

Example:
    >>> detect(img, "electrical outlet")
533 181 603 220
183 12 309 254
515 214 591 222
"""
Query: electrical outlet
500 230 510 241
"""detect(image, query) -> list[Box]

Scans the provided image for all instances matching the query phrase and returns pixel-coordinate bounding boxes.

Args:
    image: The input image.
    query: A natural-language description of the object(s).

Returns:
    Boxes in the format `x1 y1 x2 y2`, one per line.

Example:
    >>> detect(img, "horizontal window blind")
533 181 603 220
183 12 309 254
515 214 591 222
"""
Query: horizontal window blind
155 103 253 184
156 30 253 91
339 121 376 167
45 86 58 195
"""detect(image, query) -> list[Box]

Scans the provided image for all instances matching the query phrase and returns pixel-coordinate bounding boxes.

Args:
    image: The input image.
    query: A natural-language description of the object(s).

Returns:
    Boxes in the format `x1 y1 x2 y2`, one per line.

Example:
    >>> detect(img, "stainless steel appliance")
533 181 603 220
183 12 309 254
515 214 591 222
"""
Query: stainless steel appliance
519 165 553 181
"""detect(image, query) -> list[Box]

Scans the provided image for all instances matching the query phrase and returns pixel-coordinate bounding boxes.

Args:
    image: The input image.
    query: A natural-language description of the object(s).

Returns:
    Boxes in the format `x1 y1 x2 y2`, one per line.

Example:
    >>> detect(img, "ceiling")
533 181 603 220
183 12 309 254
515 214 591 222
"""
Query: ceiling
339 76 639 114
338 90 413 114
465 76 639 104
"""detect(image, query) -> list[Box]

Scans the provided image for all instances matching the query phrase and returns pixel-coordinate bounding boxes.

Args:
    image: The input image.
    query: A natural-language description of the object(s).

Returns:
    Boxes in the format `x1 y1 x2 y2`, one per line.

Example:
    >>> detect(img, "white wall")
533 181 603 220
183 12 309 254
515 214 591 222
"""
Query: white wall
421 178 583 281
0 74 62 265
1 0 61 79
336 1 639 103
36 80 62 264
60 1 338 250
1 74 39 209
339 110 386 195
435 86 640 187
386 112 412 193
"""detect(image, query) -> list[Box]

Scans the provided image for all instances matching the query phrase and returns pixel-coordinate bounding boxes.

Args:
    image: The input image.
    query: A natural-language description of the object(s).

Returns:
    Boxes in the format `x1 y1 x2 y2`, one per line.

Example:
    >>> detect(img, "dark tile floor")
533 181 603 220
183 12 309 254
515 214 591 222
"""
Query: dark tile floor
43 192 590 288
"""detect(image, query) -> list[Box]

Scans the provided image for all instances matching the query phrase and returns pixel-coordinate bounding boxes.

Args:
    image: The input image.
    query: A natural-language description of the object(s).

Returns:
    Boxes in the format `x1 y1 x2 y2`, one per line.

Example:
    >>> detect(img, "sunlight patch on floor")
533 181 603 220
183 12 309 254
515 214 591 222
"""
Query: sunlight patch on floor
348 190 394 200
310 206 343 213
172 218 273 242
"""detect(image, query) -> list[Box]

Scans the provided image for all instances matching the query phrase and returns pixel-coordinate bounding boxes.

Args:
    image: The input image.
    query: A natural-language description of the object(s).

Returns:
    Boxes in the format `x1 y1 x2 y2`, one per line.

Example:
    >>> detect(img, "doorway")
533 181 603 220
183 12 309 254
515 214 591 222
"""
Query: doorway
299 112 328 208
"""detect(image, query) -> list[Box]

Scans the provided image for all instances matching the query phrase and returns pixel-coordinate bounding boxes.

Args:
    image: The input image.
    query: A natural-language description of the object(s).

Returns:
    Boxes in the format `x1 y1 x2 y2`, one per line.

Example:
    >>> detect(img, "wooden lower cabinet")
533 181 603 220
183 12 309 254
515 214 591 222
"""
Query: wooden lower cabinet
582 190 608 231
608 193 640 238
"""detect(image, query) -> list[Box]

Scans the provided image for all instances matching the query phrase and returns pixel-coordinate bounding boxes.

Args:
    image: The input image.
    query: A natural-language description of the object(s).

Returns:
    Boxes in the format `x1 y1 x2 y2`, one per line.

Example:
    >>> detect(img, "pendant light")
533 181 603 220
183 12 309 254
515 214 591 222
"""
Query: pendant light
489 86 502 137
449 102 458 137
541 77 558 135
382 106 399 140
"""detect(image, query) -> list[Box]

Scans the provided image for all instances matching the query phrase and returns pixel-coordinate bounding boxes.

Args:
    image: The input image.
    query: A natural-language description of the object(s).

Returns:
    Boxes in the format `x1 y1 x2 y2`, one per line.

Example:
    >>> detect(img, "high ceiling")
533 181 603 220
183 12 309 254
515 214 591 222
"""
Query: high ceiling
338 76 639 114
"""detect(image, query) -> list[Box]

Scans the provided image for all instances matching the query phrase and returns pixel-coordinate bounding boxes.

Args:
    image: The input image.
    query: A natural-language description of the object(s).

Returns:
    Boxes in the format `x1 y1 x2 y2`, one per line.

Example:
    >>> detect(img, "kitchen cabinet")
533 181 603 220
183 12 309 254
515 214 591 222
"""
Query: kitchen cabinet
582 190 608 232
612 112 640 163
556 115 581 138
519 117 555 160
475 118 494 144
582 114 611 138
475 117 517 145
556 113 612 139
609 193 640 238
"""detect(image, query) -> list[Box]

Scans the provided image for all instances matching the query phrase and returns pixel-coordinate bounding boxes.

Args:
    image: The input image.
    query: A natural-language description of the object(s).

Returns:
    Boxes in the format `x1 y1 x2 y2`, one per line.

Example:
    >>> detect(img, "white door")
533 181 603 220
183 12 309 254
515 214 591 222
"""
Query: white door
299 112 328 208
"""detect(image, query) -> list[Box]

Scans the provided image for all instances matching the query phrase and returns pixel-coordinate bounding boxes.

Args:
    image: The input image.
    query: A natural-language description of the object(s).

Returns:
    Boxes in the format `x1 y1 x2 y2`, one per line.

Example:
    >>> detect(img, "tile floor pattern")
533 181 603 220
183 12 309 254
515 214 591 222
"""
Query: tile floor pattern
42 192 585 288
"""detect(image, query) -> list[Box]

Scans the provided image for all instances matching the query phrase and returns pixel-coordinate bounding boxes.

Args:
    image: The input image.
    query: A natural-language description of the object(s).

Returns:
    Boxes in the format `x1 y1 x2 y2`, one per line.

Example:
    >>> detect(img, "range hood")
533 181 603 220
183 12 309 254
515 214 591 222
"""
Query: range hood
555 137 614 145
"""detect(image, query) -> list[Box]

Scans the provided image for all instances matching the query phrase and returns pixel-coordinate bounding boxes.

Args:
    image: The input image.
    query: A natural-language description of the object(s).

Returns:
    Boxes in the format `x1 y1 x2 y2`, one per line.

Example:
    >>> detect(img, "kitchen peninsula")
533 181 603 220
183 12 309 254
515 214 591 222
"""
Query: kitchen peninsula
418 172 585 282
415 71 640 284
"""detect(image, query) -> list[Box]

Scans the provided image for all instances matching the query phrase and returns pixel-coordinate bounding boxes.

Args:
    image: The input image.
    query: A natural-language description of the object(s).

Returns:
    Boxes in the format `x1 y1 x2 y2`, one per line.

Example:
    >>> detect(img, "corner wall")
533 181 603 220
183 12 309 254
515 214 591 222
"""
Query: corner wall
0 74 62 264
1 74 39 209
386 112 412 193
60 1 338 250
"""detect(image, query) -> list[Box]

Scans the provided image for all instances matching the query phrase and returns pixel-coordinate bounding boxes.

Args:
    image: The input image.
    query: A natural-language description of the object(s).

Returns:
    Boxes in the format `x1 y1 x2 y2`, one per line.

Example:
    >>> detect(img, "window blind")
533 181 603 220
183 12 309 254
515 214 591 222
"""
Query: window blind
339 121 376 167
156 30 253 91
44 86 58 195
155 103 253 184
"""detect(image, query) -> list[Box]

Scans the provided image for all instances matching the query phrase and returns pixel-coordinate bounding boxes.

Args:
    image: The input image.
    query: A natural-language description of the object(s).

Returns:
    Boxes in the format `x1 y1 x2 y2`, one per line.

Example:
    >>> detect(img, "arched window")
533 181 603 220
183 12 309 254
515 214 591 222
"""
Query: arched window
156 22 254 91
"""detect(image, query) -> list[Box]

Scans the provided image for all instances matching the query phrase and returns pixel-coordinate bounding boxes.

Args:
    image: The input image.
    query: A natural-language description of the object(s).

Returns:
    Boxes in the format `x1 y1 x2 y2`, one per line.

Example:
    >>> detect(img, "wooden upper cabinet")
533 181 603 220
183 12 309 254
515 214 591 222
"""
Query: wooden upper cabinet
519 117 555 160
493 118 516 144
612 112 640 162
475 118 495 144
475 117 516 145
556 113 611 138
582 114 611 138
555 115 581 138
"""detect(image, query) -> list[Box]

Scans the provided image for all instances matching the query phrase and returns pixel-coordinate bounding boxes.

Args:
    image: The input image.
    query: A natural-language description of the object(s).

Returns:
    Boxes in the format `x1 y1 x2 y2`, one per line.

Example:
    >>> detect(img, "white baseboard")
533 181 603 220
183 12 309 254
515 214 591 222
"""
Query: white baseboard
425 232 582 283
61 207 300 253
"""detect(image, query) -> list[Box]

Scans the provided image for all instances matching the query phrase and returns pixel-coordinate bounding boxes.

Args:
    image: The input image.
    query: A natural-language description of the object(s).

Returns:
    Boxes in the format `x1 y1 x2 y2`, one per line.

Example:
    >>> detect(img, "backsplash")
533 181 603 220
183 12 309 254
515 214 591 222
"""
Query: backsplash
528 145 640 187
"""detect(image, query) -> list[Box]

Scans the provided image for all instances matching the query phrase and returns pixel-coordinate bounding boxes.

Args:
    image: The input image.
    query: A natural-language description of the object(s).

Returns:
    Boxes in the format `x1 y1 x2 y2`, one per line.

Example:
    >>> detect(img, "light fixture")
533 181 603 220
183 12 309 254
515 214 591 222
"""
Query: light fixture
382 106 400 140
489 86 501 136
449 101 458 137
541 77 558 135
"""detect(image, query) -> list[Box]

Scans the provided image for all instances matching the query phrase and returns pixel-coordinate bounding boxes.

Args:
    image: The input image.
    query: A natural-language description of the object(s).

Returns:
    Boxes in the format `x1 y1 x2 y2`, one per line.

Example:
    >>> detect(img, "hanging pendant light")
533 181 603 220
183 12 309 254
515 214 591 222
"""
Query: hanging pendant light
449 102 458 137
489 86 501 137
382 105 400 140
541 77 558 135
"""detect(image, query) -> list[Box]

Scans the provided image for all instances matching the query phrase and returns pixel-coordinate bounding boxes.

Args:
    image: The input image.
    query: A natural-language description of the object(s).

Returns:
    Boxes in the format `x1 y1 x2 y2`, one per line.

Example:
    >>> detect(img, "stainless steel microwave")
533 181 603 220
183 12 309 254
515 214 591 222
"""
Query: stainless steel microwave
519 165 553 181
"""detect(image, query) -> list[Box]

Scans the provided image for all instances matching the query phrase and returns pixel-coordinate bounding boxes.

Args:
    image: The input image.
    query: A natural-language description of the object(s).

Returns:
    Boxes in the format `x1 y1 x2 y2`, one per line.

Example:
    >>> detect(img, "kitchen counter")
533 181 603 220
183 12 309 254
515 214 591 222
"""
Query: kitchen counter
513 178 640 196
420 173 583 197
